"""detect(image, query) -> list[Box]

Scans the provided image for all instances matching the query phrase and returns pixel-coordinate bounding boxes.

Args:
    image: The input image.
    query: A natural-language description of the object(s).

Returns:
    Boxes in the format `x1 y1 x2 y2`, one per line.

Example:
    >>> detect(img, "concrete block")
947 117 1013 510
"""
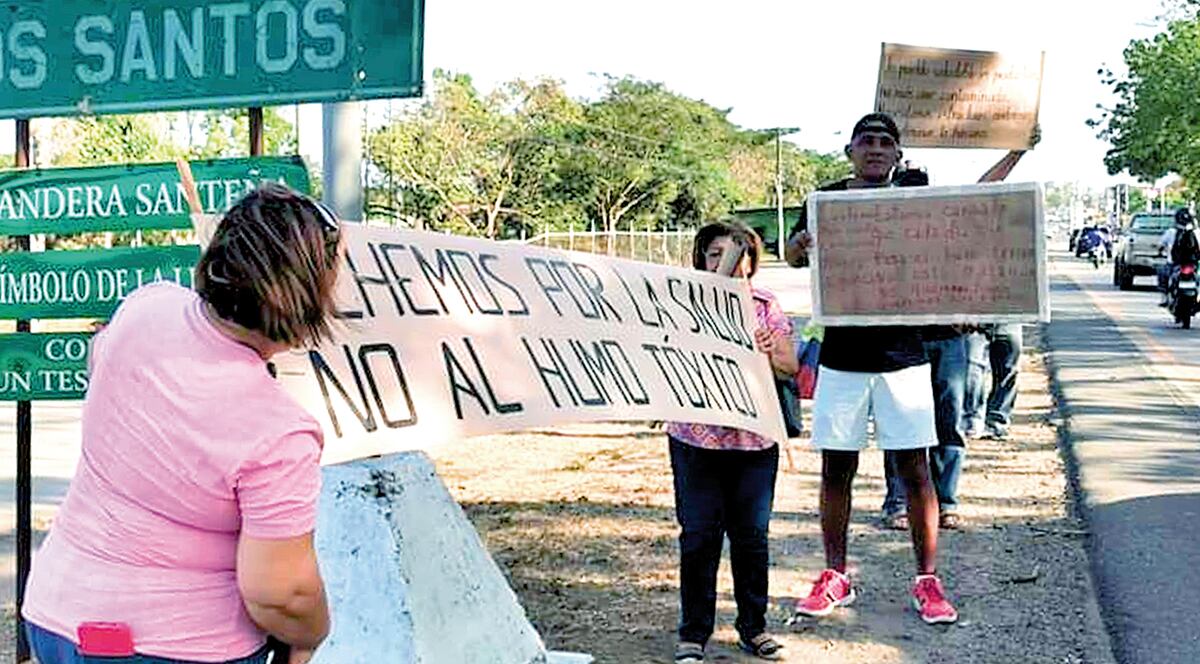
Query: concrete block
312 452 547 664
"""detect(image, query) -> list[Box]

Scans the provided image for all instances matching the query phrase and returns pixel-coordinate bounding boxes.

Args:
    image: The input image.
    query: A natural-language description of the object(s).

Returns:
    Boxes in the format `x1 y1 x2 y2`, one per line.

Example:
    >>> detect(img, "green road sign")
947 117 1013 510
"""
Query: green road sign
0 332 91 400
0 156 311 236
0 245 199 319
0 0 424 119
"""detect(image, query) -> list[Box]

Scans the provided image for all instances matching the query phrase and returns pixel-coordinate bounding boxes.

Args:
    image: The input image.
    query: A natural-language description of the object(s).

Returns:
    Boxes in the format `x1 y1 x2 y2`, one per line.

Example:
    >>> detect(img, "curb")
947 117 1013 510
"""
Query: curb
1037 320 1121 664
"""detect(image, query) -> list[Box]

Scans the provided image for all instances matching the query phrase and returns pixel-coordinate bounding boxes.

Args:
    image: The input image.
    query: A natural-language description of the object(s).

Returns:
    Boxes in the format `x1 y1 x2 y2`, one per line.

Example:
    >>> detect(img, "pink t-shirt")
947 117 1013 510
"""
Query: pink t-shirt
23 282 323 662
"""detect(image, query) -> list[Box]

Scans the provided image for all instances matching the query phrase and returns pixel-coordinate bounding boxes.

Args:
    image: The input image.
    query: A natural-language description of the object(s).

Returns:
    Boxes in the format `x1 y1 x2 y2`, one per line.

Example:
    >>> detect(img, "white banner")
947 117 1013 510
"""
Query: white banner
238 224 788 465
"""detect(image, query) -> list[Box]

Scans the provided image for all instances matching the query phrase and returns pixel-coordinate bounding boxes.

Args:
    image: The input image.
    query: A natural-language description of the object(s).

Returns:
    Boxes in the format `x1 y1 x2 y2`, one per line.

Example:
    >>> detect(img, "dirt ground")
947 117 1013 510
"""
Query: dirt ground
0 331 1114 664
427 331 1115 664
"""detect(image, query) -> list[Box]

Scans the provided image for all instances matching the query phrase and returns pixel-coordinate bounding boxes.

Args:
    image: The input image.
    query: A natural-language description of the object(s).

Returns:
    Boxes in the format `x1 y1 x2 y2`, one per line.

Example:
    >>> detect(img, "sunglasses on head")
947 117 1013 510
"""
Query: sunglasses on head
308 199 341 253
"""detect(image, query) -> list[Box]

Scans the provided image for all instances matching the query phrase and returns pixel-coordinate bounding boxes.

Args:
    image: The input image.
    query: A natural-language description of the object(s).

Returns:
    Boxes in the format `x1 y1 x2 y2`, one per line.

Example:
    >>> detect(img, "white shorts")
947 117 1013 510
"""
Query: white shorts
811 364 937 451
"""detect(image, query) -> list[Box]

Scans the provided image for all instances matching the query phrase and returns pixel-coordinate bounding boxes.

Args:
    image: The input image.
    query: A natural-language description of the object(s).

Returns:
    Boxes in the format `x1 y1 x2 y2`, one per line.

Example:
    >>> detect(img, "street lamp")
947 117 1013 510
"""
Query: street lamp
771 127 802 260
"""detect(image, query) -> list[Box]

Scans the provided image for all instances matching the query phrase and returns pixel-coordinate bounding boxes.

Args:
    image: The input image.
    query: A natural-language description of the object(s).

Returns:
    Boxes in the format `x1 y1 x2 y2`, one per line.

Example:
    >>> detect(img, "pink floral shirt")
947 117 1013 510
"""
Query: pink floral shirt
665 285 792 451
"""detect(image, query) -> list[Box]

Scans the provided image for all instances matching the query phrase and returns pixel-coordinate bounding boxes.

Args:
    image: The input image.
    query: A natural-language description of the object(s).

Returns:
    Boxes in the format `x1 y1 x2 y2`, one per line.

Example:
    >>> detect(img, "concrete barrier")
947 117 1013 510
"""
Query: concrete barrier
312 452 547 663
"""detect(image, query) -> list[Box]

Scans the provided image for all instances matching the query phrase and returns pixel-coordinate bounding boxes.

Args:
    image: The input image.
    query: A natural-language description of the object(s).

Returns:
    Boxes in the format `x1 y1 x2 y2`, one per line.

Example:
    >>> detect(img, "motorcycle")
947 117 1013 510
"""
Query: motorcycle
1169 263 1199 329
1078 229 1106 268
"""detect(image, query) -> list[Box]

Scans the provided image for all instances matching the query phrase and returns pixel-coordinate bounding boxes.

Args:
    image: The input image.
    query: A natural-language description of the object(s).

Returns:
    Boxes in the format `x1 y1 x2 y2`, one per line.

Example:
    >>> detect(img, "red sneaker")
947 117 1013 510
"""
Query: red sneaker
794 569 856 618
912 574 958 624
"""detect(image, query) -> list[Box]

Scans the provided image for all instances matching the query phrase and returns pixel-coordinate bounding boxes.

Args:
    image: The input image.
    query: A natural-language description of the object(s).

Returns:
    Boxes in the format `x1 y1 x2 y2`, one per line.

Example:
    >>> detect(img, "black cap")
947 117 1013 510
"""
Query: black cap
851 113 900 142
1176 208 1193 225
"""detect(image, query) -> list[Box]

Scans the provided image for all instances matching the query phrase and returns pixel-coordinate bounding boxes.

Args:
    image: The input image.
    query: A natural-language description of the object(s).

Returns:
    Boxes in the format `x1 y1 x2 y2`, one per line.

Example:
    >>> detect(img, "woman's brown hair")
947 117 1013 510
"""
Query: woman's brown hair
691 220 763 278
195 183 342 347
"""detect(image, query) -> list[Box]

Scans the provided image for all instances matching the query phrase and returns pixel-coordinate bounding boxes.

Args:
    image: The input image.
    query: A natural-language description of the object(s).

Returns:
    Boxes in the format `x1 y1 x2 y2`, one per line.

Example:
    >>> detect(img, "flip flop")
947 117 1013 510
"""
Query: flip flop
739 633 783 660
674 641 704 663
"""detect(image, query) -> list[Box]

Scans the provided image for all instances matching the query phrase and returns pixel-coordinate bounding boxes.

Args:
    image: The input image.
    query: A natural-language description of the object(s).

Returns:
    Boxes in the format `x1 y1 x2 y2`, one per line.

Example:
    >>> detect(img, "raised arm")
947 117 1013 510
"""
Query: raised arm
978 124 1040 184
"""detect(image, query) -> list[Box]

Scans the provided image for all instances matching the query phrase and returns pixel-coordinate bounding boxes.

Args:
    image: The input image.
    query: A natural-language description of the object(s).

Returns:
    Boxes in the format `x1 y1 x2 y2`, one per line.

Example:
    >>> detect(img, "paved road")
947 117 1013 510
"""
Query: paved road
1045 250 1200 664
0 401 81 607
752 260 812 315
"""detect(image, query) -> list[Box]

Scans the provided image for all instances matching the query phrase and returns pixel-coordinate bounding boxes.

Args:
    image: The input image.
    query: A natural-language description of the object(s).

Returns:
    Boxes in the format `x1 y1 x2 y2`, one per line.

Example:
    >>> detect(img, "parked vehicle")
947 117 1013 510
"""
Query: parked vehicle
1114 213 1175 290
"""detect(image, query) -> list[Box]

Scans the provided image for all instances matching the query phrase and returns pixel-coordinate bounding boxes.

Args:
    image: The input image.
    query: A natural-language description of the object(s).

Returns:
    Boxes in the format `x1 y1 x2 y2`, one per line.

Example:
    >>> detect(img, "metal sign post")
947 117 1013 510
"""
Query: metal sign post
249 108 265 157
15 116 32 664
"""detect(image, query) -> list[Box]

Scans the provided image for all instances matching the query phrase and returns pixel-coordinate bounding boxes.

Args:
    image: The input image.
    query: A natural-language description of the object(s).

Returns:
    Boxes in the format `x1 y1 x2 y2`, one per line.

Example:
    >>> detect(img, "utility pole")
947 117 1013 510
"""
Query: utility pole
770 127 801 260
775 129 784 260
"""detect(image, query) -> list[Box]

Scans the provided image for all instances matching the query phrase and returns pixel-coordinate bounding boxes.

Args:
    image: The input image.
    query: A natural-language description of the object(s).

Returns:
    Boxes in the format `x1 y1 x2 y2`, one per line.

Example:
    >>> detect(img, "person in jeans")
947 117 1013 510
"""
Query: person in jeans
23 184 341 664
879 134 1034 531
882 328 968 530
668 221 796 663
963 324 1024 440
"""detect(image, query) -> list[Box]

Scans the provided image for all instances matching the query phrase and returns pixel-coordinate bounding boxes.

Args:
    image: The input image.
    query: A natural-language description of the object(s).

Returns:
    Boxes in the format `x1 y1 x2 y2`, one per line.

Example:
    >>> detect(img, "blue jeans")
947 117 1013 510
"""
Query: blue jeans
883 335 967 514
1159 262 1174 293
669 438 778 645
963 325 1023 431
26 623 271 664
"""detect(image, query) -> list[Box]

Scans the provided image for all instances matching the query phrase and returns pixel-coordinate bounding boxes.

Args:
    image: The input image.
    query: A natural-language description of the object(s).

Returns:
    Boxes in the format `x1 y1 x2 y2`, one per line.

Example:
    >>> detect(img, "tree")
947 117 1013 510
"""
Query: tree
366 72 853 238
551 77 745 233
1091 18 1200 200
193 108 298 159
49 115 181 167
368 72 583 237
720 137 849 209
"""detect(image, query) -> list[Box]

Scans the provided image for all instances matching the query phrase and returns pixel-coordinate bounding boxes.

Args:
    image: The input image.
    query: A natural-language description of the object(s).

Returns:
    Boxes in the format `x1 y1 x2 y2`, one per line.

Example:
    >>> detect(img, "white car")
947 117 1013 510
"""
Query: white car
1113 213 1174 290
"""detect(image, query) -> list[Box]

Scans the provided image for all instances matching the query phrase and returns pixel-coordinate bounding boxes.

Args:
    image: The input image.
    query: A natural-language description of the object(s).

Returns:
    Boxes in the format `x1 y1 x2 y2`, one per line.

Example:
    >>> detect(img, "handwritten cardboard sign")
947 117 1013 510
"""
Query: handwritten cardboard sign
198 223 788 465
875 43 1044 150
809 182 1048 325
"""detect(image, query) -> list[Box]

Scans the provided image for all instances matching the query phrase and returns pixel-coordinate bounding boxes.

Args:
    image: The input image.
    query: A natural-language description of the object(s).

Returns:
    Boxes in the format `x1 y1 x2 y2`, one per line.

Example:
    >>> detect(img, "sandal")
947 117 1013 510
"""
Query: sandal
739 633 783 660
674 641 704 663
939 512 962 530
881 511 909 531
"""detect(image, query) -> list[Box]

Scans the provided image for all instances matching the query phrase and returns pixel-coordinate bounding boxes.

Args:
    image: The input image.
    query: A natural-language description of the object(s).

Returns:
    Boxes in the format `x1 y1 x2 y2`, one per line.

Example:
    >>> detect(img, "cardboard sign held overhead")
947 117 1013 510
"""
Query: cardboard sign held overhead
809 182 1048 326
875 43 1044 150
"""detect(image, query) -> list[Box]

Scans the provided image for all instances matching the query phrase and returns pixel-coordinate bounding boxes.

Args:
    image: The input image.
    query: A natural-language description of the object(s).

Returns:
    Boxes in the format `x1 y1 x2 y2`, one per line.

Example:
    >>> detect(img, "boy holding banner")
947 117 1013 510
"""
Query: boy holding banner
784 112 1031 625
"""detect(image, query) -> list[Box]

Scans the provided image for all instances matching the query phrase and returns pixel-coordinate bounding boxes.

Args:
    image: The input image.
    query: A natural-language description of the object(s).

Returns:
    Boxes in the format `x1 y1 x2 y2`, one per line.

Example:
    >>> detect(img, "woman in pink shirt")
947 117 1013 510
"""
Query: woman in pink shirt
23 183 341 664
667 222 797 663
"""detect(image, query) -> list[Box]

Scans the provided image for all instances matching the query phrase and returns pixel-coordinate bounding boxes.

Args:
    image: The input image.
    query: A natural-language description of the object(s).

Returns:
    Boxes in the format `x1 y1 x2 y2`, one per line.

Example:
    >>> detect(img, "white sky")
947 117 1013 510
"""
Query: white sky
1 1 1174 189
410 0 1171 188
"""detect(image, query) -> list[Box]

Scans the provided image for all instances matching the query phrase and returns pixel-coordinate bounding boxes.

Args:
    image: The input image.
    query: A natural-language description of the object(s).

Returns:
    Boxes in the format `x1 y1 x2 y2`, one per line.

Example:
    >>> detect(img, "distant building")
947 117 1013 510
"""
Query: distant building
730 206 804 256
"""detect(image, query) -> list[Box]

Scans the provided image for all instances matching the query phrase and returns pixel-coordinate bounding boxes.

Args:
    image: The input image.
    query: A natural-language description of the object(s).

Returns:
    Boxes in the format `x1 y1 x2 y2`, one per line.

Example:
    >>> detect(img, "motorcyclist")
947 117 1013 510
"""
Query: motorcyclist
1079 225 1105 266
1160 208 1200 306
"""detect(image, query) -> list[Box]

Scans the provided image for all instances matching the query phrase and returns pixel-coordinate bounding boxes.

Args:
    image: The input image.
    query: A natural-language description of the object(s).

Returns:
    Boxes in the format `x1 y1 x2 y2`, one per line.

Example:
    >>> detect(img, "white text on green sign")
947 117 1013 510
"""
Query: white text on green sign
0 156 311 235
0 245 199 319
0 0 424 118
0 332 91 400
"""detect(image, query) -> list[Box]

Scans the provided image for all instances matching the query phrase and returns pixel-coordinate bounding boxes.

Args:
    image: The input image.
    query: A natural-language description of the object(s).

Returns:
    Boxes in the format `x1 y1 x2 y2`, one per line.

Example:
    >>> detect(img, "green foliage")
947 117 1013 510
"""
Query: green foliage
1092 18 1200 199
367 72 849 237
52 115 181 167
192 107 298 159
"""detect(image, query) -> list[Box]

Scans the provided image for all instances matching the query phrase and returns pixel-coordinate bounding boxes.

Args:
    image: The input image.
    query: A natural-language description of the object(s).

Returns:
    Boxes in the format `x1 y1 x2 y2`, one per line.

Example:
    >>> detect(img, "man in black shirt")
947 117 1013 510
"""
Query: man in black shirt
789 113 1031 626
